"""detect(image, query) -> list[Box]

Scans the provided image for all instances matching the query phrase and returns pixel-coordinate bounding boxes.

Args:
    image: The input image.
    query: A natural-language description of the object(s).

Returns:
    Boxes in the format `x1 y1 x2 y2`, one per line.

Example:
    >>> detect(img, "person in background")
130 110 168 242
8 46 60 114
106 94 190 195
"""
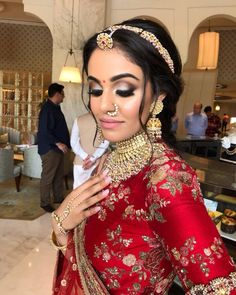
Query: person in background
38 83 71 212
184 101 208 136
70 112 109 188
51 19 236 294
204 105 221 137
222 113 230 133
171 114 178 134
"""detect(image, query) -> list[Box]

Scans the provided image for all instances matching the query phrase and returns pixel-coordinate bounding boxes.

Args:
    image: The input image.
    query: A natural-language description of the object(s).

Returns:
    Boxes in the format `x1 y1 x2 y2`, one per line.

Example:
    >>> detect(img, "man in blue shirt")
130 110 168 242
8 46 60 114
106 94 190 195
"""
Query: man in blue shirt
184 102 208 137
38 83 71 212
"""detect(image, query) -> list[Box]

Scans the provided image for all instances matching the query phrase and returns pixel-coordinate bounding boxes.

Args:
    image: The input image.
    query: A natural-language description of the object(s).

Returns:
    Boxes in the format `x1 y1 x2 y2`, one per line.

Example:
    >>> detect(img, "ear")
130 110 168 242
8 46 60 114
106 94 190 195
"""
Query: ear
157 92 166 102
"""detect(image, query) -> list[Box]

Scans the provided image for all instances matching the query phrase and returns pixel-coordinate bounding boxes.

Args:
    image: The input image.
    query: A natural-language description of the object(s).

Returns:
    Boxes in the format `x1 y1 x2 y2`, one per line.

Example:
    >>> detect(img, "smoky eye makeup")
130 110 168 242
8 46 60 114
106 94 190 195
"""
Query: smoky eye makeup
87 88 103 96
115 88 135 97
87 81 103 96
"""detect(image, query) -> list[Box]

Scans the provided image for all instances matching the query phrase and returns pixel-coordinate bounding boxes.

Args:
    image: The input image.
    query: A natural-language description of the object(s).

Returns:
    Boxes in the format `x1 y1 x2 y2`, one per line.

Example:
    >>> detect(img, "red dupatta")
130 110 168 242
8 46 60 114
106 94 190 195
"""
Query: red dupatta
52 221 109 295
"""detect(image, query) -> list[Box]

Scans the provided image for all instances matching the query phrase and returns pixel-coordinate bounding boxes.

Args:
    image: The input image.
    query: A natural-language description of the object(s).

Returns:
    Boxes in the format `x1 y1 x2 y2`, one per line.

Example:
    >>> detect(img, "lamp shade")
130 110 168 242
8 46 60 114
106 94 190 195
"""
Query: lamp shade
197 32 219 70
215 104 220 111
59 66 82 83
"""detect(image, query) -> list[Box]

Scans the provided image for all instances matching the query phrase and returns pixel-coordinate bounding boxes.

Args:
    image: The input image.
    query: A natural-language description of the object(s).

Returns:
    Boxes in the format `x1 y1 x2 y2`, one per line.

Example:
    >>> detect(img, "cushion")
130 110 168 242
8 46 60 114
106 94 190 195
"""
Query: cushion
0 133 9 144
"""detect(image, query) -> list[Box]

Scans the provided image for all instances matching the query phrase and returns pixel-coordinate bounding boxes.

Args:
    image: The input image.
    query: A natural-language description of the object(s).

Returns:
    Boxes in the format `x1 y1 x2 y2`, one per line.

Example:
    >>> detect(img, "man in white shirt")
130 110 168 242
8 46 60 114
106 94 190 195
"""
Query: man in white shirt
184 102 208 137
70 112 109 188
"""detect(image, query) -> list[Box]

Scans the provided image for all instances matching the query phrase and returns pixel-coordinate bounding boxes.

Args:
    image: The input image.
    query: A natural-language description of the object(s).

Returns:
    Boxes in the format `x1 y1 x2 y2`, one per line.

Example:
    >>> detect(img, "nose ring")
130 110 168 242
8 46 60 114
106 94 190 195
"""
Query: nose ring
107 103 119 117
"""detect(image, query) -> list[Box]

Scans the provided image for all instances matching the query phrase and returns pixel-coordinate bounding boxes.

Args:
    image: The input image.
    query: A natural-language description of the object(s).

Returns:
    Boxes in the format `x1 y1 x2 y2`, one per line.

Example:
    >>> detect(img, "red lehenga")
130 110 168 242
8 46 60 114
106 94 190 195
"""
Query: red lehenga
53 143 236 294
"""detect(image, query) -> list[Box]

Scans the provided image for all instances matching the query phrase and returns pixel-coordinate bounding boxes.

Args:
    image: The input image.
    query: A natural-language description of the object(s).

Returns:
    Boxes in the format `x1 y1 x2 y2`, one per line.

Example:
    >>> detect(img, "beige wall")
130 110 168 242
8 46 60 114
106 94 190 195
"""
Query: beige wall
22 0 236 131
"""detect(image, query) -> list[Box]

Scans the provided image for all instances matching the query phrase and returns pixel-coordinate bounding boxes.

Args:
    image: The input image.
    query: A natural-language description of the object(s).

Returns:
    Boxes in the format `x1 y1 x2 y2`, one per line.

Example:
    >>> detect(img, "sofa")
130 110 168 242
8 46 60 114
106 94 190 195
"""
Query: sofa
0 126 21 145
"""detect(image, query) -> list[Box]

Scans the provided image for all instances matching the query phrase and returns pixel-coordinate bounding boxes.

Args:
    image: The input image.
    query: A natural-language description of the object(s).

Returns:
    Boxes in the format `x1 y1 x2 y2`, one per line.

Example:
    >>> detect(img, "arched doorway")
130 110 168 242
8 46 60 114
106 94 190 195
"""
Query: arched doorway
0 1 53 140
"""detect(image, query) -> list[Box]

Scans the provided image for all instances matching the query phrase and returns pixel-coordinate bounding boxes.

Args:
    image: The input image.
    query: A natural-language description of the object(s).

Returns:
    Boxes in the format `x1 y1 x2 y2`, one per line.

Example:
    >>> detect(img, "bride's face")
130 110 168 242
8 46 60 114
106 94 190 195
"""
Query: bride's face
87 48 153 143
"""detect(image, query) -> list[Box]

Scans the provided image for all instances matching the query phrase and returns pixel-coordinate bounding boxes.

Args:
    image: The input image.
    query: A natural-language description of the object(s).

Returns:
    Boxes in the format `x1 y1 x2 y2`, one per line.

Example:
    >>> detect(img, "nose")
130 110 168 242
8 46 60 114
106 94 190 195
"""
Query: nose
100 89 115 114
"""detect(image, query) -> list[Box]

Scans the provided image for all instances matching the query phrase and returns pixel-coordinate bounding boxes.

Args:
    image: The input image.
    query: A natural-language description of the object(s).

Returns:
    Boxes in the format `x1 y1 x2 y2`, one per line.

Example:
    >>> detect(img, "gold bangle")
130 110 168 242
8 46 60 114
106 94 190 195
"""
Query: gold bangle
50 231 67 252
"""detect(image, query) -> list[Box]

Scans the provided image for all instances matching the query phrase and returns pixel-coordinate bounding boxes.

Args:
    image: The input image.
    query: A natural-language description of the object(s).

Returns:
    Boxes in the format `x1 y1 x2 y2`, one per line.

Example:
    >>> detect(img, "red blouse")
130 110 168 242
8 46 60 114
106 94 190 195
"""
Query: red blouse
85 145 235 294
53 144 236 294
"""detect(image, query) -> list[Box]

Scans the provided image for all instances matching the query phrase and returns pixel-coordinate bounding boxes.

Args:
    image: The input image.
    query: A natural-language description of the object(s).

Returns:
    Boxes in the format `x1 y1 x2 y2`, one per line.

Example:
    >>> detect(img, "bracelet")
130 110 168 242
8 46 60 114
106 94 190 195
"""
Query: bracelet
51 211 69 236
50 231 67 252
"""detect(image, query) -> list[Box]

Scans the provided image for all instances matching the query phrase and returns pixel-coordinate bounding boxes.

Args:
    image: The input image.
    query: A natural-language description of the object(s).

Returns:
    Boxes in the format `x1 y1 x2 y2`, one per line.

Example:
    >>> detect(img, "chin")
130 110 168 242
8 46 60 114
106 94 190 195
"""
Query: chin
103 130 139 143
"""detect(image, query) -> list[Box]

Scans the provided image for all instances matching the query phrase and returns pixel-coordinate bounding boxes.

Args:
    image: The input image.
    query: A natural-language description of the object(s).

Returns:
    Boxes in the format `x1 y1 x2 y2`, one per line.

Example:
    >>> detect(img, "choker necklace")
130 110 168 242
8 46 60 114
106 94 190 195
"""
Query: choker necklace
103 130 153 183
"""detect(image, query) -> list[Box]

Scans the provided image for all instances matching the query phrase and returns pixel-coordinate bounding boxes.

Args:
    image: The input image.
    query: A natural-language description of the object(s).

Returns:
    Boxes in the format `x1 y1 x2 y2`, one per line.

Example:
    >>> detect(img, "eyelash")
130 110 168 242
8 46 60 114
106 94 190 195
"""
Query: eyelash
88 89 135 98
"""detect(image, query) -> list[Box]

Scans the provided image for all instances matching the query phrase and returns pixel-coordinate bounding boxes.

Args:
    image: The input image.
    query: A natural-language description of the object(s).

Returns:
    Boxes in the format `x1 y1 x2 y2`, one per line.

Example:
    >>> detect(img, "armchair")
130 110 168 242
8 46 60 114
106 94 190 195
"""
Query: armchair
20 145 42 179
0 148 21 192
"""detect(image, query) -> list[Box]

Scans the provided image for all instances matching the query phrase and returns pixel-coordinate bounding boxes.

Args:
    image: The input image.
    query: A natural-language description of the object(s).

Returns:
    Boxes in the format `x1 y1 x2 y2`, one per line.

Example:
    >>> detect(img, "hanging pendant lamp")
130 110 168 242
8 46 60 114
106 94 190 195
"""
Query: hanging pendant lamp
197 20 219 70
197 32 219 70
59 0 82 83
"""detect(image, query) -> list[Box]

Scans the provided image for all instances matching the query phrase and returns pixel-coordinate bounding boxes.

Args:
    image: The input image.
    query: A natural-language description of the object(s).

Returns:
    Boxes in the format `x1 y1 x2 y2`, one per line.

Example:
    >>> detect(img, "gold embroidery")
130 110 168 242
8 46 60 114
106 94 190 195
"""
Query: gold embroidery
74 223 110 294
187 271 236 295
171 236 226 283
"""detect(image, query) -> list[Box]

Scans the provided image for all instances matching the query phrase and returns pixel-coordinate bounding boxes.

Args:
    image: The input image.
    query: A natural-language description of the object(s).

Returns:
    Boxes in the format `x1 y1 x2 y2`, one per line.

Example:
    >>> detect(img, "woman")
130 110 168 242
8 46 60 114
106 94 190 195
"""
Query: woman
51 18 236 294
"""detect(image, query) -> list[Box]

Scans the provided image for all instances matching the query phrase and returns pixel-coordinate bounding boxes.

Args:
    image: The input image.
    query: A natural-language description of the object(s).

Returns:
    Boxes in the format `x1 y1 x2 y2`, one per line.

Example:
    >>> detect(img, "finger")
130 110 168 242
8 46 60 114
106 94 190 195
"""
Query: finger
74 175 111 206
77 189 109 211
73 170 110 196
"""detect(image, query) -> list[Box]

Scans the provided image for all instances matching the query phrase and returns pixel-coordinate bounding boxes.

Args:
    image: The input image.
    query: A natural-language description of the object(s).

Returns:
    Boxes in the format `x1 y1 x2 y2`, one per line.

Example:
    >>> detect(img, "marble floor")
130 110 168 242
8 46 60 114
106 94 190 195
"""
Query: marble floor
0 213 57 295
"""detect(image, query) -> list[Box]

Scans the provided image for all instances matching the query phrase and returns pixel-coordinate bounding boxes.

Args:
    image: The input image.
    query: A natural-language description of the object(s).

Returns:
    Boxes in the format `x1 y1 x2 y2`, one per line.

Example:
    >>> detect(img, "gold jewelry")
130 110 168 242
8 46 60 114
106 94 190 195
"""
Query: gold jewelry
103 130 152 183
51 194 78 236
146 100 163 141
97 124 105 143
50 231 67 252
107 103 119 117
96 25 174 73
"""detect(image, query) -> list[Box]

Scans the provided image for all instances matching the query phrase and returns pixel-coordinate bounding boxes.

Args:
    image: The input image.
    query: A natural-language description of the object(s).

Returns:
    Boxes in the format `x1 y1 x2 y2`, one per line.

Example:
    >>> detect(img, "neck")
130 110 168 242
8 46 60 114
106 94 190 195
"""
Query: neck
49 97 59 105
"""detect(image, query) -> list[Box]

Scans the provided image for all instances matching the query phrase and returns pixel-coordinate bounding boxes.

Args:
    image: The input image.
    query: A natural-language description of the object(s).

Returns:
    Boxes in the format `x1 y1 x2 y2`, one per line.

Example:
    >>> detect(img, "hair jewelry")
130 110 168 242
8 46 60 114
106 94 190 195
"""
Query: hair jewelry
96 25 174 73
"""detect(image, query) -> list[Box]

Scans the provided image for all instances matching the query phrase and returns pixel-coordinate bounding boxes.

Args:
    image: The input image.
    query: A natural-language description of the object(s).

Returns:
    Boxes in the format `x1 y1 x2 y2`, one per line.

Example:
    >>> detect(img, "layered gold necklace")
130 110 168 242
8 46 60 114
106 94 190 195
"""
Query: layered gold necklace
103 130 153 183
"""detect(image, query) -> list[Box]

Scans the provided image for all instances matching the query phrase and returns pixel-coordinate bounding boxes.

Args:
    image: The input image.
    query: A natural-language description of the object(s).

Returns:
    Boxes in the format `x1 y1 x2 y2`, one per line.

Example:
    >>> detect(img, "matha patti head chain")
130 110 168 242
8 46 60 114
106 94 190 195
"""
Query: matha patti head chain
96 25 174 73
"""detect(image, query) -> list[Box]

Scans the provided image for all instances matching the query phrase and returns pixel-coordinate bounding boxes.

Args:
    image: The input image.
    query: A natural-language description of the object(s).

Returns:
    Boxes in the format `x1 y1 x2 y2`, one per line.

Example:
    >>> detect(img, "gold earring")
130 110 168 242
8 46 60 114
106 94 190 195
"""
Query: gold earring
107 103 119 117
96 125 104 143
146 100 163 141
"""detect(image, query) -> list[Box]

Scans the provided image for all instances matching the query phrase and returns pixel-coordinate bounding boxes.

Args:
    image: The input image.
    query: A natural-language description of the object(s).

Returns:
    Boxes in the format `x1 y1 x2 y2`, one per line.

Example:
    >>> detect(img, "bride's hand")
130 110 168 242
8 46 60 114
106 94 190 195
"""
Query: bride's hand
51 170 111 244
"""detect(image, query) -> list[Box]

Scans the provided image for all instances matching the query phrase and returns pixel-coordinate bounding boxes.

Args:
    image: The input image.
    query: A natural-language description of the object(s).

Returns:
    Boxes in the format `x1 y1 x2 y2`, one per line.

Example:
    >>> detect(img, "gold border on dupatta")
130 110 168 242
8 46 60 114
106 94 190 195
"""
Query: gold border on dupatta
74 221 110 295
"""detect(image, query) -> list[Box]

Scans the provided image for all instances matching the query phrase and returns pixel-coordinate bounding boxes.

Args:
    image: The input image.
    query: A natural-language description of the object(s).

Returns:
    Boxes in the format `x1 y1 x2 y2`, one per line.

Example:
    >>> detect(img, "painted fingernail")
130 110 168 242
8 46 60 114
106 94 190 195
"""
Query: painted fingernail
101 189 109 196
104 176 112 184
102 169 109 177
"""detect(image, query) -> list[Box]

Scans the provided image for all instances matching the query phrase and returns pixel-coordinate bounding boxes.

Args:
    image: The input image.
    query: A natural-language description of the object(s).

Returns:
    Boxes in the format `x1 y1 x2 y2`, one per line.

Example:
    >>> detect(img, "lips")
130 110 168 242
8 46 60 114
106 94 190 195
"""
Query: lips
99 118 123 129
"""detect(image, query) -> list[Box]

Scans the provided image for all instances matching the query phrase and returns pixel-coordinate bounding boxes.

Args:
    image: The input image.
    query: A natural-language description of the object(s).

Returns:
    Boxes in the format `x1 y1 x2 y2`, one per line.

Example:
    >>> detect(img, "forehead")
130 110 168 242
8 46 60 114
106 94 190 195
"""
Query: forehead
87 48 143 80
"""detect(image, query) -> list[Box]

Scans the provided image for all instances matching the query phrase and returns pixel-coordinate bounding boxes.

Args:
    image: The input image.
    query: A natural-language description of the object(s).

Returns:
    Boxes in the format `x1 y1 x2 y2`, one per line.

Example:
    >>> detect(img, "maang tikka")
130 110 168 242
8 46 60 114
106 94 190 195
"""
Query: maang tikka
146 100 163 141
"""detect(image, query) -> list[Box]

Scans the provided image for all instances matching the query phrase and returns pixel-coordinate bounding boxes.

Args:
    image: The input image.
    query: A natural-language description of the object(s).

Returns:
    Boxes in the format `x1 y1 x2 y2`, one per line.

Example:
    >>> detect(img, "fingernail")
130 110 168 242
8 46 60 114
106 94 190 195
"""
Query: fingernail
104 176 112 184
102 169 109 177
94 206 101 212
101 189 109 196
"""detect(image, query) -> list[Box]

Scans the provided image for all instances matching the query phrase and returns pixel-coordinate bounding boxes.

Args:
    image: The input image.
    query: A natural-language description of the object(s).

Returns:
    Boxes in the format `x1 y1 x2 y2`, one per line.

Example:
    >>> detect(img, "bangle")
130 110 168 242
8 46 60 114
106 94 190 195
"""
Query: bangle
51 211 69 236
50 231 67 252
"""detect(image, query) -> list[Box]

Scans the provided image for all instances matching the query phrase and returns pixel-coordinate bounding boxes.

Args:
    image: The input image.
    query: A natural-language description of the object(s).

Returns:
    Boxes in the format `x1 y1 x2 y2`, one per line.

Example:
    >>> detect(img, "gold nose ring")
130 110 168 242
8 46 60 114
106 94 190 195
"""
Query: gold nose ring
107 103 119 117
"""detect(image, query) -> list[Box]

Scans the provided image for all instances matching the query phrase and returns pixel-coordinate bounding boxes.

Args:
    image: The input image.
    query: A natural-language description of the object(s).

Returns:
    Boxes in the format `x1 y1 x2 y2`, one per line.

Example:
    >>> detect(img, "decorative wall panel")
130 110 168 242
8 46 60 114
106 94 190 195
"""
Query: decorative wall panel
0 23 52 72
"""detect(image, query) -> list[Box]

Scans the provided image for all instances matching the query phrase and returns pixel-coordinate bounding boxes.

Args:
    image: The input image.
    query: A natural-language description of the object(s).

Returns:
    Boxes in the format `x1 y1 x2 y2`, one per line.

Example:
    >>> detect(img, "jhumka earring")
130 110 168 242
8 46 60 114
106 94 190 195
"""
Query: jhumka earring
96 125 105 143
146 100 163 142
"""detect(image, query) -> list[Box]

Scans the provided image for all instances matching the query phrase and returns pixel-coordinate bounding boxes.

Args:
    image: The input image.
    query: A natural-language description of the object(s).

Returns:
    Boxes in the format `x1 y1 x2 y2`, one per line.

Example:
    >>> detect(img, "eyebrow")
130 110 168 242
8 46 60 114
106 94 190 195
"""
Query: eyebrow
87 73 140 84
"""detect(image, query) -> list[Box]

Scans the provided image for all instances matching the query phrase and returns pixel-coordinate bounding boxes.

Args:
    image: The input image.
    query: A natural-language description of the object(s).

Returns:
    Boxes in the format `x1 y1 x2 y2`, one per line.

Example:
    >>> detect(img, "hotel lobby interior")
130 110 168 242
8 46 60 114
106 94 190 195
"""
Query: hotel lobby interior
0 0 236 294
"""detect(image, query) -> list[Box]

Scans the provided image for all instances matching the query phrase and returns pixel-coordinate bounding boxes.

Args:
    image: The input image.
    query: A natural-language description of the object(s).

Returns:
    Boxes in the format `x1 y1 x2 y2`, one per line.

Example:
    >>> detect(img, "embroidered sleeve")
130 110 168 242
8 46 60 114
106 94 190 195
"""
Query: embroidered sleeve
146 157 236 294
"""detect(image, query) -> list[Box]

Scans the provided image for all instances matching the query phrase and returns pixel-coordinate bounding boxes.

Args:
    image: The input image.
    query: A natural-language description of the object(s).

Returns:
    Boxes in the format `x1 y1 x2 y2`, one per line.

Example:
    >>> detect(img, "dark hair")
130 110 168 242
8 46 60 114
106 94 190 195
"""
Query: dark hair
48 83 64 98
204 106 212 113
82 18 183 147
